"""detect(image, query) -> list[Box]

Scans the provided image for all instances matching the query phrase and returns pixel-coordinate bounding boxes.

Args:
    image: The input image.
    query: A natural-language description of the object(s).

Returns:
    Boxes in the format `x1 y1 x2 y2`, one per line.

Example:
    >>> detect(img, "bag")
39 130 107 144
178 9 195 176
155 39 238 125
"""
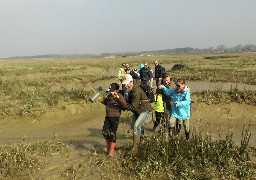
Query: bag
140 84 155 103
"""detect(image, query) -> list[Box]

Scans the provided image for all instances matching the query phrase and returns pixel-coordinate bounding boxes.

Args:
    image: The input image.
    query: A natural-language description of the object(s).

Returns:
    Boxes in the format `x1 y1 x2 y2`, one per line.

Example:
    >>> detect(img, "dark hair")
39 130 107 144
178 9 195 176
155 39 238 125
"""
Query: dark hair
125 67 130 72
176 78 185 84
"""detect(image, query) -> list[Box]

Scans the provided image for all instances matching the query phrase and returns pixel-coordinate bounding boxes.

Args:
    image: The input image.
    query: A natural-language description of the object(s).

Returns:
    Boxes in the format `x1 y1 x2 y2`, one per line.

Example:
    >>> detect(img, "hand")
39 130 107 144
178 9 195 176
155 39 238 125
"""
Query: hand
111 92 119 99
175 101 179 107
98 96 103 102
158 85 164 89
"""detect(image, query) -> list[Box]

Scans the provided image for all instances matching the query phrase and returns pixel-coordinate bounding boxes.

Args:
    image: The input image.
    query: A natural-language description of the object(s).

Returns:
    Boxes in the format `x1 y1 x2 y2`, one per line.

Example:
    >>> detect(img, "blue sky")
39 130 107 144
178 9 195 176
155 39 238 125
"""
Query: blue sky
0 0 255 58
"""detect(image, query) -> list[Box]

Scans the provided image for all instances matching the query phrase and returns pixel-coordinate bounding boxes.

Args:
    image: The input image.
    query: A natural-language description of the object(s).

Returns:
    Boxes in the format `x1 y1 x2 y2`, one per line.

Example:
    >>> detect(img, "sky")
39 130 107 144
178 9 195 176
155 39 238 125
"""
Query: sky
0 0 255 58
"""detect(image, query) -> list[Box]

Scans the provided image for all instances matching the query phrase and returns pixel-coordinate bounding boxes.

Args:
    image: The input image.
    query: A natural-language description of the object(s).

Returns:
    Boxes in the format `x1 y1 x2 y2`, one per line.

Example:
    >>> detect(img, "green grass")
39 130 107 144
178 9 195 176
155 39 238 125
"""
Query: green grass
91 127 255 179
0 141 68 178
0 53 255 119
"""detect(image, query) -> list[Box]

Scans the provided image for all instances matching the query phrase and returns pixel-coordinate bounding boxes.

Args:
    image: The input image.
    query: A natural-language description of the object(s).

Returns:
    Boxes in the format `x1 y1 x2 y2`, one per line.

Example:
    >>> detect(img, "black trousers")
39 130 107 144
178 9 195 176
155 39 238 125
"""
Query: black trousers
102 116 120 142
154 111 164 128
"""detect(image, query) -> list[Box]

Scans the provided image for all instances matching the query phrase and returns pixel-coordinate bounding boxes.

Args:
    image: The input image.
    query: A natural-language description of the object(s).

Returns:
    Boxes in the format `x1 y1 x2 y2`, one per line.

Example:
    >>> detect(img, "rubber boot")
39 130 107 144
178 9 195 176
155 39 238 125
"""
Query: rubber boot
109 141 116 157
168 127 175 138
185 131 190 140
103 140 111 153
132 134 141 150
176 121 181 133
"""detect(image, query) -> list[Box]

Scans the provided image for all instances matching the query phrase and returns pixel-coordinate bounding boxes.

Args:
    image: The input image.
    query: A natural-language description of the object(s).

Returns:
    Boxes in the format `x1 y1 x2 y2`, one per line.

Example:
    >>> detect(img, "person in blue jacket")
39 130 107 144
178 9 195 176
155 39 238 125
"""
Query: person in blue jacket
158 78 191 139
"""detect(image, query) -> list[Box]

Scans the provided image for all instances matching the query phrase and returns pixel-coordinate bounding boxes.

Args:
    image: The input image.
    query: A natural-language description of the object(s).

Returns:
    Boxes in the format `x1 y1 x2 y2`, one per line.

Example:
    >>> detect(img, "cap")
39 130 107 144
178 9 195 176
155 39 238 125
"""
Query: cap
106 83 119 92
144 63 148 66
162 73 170 79
122 74 133 85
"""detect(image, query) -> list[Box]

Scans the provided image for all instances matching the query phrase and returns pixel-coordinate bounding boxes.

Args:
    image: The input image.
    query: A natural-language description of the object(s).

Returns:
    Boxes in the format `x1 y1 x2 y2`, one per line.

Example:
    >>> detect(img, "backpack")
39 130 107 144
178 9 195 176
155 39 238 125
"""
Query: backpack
162 66 165 73
140 84 155 103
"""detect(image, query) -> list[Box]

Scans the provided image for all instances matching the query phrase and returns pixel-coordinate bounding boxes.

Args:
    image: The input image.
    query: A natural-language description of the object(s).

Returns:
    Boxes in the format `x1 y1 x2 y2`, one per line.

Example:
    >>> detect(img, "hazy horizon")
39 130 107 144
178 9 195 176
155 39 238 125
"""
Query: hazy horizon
1 0 255 58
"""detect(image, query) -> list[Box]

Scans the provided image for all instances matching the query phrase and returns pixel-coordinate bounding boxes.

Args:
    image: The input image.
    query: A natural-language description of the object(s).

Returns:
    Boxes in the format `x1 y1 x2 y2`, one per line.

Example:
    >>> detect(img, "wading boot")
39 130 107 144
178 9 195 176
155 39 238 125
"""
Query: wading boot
168 127 175 138
109 141 116 157
176 123 181 134
132 134 141 151
103 140 111 153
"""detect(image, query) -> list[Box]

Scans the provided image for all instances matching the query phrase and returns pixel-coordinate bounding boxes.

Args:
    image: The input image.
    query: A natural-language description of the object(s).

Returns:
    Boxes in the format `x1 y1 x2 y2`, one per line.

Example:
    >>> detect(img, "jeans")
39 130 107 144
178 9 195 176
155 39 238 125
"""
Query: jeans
131 111 151 136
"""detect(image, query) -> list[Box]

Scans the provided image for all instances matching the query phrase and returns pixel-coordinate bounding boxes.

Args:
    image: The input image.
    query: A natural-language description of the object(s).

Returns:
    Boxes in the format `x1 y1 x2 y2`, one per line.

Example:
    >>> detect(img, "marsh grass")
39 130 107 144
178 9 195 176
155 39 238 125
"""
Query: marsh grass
65 127 256 179
116 127 255 179
0 54 255 119
200 87 256 105
0 141 68 178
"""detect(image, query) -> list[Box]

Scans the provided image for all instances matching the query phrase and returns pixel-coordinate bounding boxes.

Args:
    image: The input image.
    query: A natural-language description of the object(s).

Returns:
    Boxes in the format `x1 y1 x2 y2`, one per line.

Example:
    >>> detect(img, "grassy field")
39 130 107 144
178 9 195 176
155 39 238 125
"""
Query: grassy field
0 53 256 179
0 53 256 119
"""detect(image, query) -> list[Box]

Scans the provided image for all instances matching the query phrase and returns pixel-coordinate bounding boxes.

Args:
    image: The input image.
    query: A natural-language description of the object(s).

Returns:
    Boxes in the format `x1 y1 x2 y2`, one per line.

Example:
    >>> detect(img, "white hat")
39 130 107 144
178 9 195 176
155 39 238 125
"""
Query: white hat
122 74 133 85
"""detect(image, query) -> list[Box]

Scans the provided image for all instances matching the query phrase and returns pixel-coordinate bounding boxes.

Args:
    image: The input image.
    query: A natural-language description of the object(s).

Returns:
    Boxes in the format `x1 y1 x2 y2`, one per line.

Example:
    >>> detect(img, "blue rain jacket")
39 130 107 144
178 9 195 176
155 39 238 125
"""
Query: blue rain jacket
163 86 191 120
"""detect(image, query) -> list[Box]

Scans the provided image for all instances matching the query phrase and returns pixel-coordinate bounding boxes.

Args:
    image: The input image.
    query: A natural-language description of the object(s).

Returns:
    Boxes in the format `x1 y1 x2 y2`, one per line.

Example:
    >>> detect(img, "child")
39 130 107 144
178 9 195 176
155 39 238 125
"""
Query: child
100 83 127 156
153 88 165 131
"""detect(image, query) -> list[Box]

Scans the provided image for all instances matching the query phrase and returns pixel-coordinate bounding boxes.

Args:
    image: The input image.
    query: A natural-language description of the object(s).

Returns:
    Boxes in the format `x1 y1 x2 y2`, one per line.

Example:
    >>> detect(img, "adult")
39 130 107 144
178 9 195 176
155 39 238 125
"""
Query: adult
117 63 126 82
159 78 191 139
153 73 175 131
121 73 133 100
139 63 153 87
154 61 165 86
130 68 140 80
139 63 144 71
100 83 127 156
123 78 152 149
162 73 176 114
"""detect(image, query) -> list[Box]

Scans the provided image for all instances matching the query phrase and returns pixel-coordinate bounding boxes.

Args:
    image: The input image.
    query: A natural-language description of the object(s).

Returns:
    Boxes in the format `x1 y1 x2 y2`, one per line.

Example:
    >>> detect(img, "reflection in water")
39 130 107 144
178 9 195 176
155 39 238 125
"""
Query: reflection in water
84 79 256 93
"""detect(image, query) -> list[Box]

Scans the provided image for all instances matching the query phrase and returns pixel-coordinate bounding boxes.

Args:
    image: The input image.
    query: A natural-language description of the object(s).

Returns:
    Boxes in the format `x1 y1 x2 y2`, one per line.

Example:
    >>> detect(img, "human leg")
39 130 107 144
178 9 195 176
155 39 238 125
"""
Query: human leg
131 112 139 131
108 117 120 156
168 115 176 137
102 116 111 140
182 120 190 139
153 111 161 130
132 111 150 149
176 119 182 134
133 111 151 136
102 117 111 152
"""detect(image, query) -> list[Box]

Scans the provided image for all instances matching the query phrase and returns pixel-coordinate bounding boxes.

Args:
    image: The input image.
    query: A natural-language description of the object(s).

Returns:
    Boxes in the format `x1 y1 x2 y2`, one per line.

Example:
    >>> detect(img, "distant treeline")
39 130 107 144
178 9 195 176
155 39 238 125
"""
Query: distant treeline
6 44 256 59
142 44 256 55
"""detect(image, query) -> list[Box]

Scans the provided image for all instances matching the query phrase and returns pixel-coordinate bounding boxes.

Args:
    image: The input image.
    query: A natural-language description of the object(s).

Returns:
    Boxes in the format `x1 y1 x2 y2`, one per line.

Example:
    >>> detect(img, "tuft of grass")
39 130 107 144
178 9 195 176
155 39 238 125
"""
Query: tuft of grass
200 88 256 105
117 127 255 179
0 141 68 178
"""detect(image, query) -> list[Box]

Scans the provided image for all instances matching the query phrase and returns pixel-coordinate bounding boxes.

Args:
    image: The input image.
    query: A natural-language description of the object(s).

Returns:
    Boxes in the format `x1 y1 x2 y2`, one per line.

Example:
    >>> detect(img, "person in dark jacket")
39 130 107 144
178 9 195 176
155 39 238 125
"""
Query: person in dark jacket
100 83 127 156
123 78 152 150
139 63 153 86
154 61 165 86
161 73 176 131
130 68 140 80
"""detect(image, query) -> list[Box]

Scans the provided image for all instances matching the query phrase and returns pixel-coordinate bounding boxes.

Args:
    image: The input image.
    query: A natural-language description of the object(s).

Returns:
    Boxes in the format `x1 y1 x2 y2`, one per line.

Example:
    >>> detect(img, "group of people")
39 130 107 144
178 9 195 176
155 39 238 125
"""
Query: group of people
99 61 191 156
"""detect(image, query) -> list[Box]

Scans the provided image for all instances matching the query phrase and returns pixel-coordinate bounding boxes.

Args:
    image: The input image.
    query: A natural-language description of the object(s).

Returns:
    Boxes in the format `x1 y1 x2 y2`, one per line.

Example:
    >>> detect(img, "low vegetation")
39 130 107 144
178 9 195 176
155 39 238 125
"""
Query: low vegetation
118 127 256 179
0 54 255 179
0 141 68 178
60 127 256 179
0 53 256 119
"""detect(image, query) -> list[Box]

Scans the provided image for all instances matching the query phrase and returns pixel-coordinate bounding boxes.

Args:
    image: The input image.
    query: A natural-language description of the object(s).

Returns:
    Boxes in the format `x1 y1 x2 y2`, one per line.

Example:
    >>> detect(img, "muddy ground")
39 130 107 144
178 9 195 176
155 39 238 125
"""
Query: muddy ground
0 95 256 179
